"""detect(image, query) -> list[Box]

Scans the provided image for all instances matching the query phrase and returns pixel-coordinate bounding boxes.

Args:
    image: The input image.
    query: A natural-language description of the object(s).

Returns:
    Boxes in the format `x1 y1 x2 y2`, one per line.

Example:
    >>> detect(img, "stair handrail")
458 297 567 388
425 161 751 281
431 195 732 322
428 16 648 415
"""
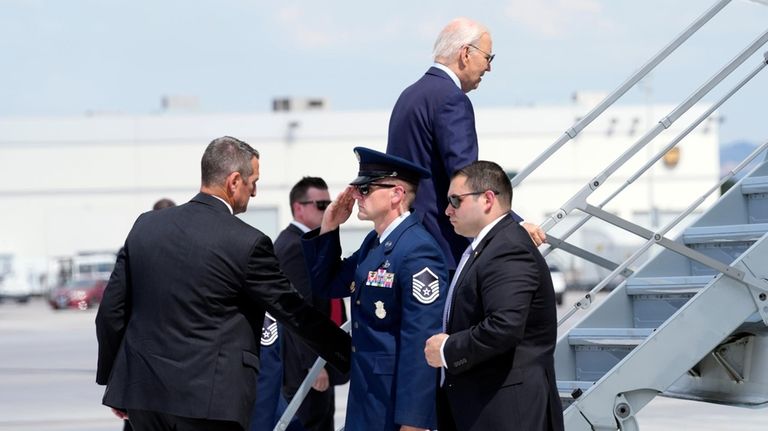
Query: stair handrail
540 29 768 237
274 320 351 431
510 0 732 188
557 140 768 327
542 52 768 261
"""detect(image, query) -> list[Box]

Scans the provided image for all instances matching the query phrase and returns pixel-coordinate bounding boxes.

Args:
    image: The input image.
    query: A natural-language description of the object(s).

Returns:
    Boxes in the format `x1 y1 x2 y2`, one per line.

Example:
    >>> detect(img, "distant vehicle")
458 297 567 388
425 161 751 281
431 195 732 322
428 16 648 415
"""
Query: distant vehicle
0 254 46 304
550 265 567 306
71 253 116 281
48 278 108 310
0 270 32 303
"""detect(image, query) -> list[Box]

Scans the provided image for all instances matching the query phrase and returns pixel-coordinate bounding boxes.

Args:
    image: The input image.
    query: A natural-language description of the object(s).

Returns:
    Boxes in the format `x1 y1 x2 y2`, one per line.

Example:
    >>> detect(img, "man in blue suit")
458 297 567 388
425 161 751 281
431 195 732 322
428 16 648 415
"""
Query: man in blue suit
303 147 448 431
387 17 544 269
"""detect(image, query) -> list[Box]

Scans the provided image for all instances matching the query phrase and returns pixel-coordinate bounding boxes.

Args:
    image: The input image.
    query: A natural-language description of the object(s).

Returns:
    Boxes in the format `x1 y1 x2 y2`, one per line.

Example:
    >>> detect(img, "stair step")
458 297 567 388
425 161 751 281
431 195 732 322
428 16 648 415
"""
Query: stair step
570 328 654 381
741 176 768 194
569 328 654 346
683 223 768 244
626 275 714 295
626 276 713 328
682 224 767 275
743 176 768 223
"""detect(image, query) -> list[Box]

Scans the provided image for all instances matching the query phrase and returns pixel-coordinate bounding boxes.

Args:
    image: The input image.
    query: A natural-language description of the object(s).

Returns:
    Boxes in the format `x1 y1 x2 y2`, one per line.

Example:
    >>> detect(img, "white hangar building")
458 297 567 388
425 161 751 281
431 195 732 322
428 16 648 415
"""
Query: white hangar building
0 95 720 287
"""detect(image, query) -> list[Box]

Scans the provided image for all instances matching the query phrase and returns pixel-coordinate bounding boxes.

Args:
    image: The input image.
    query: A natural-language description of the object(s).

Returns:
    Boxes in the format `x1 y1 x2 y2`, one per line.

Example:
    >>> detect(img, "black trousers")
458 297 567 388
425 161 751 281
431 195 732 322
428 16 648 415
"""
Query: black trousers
436 384 458 431
293 387 335 431
127 409 242 431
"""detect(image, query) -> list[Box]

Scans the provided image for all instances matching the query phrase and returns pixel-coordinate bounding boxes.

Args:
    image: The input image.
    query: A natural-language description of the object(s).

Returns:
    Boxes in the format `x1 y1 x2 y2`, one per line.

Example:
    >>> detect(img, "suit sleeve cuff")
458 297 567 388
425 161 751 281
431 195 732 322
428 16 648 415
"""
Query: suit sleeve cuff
440 335 449 368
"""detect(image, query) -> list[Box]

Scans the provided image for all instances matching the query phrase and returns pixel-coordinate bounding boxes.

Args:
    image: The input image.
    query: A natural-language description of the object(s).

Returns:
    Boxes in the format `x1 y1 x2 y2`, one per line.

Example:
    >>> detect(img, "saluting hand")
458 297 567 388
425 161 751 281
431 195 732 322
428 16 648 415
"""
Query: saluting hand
320 187 356 234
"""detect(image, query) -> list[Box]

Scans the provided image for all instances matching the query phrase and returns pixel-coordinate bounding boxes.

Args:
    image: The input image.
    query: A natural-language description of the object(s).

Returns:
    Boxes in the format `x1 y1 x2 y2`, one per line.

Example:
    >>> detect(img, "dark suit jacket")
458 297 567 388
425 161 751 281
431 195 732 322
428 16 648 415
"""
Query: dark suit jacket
387 67 521 269
274 223 347 431
441 213 564 431
95 193 350 429
387 67 477 269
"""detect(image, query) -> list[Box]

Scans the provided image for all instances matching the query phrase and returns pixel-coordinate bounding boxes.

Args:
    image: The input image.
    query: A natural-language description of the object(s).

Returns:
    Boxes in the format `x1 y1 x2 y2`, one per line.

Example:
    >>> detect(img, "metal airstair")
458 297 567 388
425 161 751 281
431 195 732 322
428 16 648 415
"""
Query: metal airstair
509 1 768 429
554 154 768 430
275 1 768 430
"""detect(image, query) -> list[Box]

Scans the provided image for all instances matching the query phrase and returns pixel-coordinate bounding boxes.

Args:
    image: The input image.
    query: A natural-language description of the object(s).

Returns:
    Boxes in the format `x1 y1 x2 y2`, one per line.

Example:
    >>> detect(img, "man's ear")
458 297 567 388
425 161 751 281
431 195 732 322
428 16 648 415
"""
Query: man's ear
225 172 240 195
291 201 302 217
483 190 496 211
459 45 471 67
394 185 408 204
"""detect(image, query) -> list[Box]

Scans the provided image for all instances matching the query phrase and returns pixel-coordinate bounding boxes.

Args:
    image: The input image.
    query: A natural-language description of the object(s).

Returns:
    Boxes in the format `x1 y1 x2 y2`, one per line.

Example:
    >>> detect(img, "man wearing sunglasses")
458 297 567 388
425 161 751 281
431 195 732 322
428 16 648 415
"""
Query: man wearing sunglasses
424 161 563 431
387 17 545 272
273 177 348 431
302 147 448 431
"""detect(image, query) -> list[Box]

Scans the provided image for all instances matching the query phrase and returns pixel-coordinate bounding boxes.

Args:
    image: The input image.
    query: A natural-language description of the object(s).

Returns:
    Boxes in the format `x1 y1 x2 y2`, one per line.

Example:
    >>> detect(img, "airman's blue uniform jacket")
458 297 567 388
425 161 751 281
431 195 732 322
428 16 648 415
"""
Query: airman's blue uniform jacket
302 214 447 430
250 313 285 431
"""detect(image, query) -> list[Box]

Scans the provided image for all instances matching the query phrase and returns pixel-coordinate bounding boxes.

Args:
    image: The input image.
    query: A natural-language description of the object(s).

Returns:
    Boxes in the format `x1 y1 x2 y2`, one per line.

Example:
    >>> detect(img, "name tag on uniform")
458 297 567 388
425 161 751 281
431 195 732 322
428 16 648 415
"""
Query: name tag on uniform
367 268 394 288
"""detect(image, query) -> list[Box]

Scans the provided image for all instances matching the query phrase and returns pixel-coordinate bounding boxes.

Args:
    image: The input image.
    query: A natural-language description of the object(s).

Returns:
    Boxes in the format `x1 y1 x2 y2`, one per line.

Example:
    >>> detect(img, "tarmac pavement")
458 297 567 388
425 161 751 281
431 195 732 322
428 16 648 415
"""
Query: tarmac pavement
1 293 766 430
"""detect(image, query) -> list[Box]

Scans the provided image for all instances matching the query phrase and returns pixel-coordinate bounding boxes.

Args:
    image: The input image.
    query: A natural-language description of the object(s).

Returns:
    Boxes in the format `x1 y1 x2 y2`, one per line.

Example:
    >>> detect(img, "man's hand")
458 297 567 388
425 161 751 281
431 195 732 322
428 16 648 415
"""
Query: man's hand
110 408 128 420
522 222 546 246
320 187 356 234
400 426 428 431
311 367 330 392
424 333 449 368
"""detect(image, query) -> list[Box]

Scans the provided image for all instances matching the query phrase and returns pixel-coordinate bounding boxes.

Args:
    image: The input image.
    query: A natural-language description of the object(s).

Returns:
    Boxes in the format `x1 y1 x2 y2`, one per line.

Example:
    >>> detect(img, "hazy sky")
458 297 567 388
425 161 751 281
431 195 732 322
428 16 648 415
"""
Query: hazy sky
2 0 767 144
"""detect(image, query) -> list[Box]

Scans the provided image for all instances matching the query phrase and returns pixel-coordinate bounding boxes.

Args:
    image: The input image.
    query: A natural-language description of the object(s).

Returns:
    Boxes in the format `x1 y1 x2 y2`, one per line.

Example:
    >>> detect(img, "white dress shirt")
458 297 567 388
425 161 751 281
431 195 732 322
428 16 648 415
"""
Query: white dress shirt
211 195 233 215
432 62 461 89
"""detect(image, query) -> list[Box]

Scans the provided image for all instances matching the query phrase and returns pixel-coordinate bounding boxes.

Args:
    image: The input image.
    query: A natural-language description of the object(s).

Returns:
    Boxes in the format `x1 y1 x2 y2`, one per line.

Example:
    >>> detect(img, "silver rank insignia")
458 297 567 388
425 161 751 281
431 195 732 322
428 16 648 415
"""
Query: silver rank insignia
260 312 278 346
412 267 440 304
374 301 387 319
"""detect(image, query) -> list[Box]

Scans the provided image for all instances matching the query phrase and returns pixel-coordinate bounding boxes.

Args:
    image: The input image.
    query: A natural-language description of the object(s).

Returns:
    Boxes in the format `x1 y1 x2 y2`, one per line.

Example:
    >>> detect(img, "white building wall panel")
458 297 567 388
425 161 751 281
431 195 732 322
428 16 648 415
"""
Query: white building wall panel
0 104 720 286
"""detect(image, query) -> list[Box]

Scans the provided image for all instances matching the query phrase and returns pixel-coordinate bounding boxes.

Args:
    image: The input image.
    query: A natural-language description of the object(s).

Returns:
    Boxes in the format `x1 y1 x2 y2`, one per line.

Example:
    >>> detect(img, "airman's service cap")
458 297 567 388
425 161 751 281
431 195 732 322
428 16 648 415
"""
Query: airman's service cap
350 147 431 186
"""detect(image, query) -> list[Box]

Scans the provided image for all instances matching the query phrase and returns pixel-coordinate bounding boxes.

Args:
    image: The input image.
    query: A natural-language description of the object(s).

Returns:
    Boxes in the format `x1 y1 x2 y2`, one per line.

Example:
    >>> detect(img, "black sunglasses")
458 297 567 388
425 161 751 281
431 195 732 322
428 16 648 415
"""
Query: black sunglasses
298 200 332 210
354 183 397 196
447 190 498 209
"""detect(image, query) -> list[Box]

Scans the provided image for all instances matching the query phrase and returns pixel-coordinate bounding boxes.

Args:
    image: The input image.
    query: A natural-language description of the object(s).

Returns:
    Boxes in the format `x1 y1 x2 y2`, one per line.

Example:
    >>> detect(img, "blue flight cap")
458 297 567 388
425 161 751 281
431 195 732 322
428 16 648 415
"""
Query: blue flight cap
350 147 431 186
